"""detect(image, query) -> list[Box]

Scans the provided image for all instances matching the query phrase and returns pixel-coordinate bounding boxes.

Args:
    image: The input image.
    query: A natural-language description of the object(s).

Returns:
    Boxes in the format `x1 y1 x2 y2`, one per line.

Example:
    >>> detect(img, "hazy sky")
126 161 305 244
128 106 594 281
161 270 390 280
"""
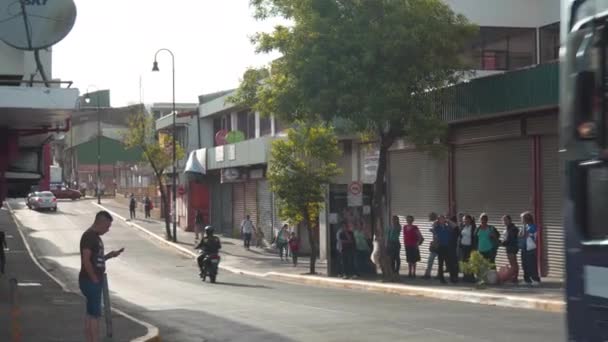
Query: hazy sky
53 0 283 107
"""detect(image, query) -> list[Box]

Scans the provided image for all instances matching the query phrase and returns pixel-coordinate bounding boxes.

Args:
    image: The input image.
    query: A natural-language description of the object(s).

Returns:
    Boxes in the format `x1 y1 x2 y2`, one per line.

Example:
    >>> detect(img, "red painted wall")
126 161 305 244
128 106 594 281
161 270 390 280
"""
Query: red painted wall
188 181 210 232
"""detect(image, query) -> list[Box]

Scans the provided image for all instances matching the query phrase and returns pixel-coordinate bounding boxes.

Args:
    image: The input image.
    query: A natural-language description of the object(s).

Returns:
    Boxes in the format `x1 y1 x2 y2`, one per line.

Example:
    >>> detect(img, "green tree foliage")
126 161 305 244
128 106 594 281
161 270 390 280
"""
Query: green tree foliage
233 0 477 280
268 120 341 274
123 111 185 241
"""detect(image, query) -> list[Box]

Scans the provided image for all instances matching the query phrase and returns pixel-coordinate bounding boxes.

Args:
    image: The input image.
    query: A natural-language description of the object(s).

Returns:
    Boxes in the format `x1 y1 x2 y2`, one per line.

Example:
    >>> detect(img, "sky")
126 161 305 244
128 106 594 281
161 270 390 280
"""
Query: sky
52 0 284 107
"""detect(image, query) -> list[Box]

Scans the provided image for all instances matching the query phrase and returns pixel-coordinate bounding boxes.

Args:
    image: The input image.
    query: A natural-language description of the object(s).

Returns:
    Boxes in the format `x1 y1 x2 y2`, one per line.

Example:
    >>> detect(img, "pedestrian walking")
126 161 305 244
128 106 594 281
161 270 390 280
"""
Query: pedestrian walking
128 194 136 220
459 214 477 282
194 209 204 242
403 215 423 278
519 211 541 286
144 196 152 219
0 229 7 275
240 215 255 250
476 213 500 264
434 215 458 284
423 212 439 279
79 211 124 342
501 215 520 283
288 232 300 266
387 215 402 275
339 222 356 279
276 224 290 260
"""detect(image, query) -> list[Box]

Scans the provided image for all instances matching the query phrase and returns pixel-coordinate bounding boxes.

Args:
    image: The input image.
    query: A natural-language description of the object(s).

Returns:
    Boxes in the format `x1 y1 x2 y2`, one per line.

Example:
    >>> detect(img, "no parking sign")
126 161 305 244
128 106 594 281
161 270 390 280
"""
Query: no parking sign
347 181 363 207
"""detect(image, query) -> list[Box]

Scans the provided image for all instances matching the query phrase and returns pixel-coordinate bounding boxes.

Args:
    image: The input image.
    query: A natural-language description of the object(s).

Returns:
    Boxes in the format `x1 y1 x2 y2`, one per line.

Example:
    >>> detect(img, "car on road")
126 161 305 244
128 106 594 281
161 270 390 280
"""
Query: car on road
51 187 82 200
26 191 58 211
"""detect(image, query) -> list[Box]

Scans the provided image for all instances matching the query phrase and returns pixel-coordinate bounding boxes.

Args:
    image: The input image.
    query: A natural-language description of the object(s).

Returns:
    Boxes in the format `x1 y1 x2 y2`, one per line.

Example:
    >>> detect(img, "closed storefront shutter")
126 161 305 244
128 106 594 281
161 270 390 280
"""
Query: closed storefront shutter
210 182 222 234
232 182 245 237
455 139 533 269
245 180 258 229
389 150 449 263
257 179 273 241
541 136 564 278
221 183 232 236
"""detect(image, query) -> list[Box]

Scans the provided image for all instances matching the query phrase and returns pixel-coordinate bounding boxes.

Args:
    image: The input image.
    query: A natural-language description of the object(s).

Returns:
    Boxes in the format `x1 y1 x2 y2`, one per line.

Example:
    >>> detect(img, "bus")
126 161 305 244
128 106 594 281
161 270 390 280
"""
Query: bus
561 1 608 341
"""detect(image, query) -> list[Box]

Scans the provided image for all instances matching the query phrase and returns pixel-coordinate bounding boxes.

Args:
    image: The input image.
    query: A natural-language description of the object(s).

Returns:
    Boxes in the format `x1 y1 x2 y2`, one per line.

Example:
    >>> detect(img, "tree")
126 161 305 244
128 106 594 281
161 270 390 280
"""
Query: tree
268 120 341 274
233 0 477 280
123 111 185 241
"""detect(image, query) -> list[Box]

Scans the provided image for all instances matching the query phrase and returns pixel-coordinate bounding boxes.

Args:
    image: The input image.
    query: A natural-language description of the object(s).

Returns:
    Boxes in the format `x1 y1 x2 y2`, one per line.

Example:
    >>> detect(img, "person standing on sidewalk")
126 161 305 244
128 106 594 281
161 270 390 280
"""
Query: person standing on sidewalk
387 215 402 275
459 214 477 282
241 215 255 250
423 212 439 279
501 215 520 283
403 215 423 278
434 215 457 284
353 225 370 276
476 213 500 264
79 211 124 342
144 196 152 219
194 209 204 242
128 194 136 220
339 222 356 279
519 211 541 286
0 229 6 275
288 232 300 267
276 224 290 260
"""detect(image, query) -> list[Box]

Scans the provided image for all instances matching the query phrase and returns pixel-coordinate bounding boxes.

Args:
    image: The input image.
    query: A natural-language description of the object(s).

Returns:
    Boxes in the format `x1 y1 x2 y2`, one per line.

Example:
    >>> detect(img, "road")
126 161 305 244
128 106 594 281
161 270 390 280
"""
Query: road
9 199 566 342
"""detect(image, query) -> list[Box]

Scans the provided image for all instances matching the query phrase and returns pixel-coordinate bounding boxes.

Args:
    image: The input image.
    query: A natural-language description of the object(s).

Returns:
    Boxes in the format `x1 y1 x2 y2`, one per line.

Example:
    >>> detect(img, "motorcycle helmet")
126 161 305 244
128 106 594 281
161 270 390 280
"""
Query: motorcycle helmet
204 225 214 235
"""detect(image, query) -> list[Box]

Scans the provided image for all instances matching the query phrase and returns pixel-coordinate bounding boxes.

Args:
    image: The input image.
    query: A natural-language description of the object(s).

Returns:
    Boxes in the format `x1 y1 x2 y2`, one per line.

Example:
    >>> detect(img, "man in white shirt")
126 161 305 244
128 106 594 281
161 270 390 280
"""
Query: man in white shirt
240 215 255 250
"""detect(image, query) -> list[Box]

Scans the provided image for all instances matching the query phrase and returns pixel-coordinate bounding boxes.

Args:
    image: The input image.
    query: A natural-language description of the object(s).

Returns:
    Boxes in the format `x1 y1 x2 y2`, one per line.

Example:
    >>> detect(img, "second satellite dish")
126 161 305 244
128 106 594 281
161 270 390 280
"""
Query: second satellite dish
0 0 77 50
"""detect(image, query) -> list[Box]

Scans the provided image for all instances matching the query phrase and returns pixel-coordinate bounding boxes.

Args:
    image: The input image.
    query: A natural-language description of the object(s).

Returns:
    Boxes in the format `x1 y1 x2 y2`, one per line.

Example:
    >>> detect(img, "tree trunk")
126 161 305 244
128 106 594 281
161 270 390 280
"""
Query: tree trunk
372 133 397 281
303 211 317 275
157 175 172 241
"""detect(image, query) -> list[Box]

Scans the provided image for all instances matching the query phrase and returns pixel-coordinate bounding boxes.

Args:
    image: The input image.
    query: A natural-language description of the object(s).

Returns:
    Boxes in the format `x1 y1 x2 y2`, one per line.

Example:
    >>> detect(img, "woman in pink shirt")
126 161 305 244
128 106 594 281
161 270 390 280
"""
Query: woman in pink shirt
403 215 424 278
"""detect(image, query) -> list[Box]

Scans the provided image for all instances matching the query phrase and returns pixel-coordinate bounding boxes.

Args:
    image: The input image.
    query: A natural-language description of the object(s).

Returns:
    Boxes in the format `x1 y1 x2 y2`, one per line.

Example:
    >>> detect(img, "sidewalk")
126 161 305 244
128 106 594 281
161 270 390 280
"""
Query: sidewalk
0 205 158 342
97 199 565 313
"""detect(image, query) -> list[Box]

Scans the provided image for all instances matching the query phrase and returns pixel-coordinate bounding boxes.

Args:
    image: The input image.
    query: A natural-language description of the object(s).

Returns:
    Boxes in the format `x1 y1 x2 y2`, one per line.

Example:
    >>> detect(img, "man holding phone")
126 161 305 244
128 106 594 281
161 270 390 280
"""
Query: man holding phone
79 211 124 342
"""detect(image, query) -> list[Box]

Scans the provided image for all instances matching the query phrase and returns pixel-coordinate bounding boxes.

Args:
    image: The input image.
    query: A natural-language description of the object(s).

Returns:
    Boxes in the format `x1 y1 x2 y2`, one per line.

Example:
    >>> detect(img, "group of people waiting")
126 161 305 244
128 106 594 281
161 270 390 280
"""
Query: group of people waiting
386 211 541 285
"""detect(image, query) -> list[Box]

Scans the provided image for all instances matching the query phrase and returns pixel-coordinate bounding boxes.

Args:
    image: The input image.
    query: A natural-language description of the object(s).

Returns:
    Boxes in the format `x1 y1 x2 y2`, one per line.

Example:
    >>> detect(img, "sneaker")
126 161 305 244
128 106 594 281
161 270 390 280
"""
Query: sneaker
351 275 359 279
531 280 541 287
422 274 431 280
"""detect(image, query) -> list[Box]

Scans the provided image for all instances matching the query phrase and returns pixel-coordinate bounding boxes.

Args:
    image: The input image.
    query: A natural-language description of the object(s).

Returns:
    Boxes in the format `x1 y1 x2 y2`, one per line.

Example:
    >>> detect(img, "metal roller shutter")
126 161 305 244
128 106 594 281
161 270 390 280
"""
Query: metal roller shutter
210 182 222 234
455 139 533 269
257 180 273 242
389 150 449 264
232 182 245 237
541 136 564 278
221 183 232 237
245 180 258 228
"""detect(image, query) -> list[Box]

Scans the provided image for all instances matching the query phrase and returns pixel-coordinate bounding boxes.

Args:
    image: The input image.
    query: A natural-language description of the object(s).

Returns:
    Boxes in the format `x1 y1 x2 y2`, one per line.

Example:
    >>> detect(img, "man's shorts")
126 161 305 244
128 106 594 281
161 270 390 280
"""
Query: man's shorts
79 278 103 317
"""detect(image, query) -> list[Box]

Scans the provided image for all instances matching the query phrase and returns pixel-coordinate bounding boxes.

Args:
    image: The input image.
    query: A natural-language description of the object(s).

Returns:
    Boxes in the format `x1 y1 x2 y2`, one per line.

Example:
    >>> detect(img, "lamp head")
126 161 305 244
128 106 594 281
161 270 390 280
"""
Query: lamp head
84 93 91 104
152 61 159 72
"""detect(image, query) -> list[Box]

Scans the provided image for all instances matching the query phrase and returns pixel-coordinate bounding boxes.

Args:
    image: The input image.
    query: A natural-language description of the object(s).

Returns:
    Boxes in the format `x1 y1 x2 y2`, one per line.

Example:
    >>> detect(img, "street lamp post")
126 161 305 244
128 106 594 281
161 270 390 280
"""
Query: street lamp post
85 86 102 205
152 48 178 243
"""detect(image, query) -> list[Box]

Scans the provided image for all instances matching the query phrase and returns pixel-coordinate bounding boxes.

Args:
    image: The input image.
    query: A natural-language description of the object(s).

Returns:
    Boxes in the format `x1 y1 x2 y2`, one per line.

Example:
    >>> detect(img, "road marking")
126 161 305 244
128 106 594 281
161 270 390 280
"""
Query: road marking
5 200 160 342
18 282 42 287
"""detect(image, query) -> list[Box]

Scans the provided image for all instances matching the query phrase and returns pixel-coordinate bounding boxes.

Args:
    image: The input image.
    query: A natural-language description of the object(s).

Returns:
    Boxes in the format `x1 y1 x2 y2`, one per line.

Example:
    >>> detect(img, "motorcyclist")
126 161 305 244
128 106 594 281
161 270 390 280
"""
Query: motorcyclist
195 225 222 277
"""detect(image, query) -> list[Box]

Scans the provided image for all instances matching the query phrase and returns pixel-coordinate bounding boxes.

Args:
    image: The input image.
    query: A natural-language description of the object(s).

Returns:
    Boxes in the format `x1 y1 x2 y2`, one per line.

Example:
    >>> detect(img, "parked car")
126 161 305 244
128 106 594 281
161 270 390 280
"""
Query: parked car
51 187 82 200
27 191 57 211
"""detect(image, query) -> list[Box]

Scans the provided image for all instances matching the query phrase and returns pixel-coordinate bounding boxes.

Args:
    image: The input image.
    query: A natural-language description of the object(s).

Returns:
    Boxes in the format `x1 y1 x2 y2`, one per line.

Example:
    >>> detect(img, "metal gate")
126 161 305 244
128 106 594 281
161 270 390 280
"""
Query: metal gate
454 139 533 269
389 149 449 265
541 136 564 278
232 182 245 237
257 179 273 242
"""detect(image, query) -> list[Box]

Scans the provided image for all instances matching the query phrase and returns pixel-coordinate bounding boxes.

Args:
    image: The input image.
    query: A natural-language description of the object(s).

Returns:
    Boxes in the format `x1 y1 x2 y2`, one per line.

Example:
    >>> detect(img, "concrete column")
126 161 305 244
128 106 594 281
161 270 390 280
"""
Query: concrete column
230 112 237 131
270 115 276 136
255 112 261 138
319 186 329 264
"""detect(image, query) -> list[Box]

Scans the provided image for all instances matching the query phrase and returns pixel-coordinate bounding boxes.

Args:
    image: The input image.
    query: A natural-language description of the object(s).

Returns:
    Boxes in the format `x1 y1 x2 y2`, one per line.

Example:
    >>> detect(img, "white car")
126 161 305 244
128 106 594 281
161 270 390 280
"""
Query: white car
26 191 58 212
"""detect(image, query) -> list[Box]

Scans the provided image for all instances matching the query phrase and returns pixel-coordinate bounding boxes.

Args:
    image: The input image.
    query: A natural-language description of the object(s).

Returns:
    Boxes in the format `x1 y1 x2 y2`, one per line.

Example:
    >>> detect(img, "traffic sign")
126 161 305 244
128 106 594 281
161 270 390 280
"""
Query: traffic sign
347 181 363 207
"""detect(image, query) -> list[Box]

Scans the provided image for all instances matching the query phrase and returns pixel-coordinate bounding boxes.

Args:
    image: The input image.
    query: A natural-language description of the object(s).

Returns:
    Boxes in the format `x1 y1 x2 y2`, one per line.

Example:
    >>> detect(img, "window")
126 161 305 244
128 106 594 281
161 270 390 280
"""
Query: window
540 22 560 63
463 27 537 71
237 110 256 139
213 114 232 146
260 115 271 136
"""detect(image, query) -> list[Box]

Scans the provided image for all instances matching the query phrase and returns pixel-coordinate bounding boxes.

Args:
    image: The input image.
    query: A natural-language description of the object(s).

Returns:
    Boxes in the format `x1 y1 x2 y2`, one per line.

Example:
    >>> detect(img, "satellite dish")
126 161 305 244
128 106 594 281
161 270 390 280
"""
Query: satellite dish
0 0 77 50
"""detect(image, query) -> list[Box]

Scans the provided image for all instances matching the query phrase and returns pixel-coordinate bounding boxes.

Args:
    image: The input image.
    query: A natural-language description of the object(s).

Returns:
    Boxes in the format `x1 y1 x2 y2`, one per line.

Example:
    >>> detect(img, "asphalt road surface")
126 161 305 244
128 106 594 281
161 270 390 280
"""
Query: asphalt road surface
9 199 566 342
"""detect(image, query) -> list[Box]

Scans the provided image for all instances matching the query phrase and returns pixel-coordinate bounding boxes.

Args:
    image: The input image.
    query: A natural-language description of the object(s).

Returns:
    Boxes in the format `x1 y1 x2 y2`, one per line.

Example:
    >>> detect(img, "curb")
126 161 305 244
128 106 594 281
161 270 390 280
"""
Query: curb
94 203 565 313
6 201 161 342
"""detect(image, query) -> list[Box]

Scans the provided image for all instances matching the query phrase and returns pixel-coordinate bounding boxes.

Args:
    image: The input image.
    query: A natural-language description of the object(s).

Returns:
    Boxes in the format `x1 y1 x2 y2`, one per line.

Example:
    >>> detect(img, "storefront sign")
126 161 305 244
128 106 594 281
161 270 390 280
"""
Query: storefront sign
221 168 244 183
347 181 363 207
215 145 224 162
227 144 236 161
361 144 379 184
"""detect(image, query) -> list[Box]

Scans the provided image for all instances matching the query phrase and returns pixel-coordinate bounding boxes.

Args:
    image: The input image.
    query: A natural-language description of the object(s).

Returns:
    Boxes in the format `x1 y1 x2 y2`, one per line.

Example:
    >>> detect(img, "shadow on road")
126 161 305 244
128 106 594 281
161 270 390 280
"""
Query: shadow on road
212 281 273 289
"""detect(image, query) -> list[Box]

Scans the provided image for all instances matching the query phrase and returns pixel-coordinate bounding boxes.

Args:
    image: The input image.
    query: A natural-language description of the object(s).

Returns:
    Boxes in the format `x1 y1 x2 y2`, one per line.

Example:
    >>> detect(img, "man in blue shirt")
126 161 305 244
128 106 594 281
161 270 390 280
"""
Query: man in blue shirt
434 215 458 284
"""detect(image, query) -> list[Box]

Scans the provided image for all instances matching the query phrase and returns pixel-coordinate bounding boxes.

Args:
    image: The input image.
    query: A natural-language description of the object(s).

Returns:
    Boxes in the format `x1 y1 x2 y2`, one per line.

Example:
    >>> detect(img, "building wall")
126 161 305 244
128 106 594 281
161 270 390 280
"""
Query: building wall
445 0 559 27
0 42 53 81
75 136 142 165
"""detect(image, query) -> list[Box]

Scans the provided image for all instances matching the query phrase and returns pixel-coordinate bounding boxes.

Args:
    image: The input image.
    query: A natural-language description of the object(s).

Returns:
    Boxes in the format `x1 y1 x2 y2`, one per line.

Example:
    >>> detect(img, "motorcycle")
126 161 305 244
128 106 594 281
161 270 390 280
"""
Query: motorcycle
198 251 220 283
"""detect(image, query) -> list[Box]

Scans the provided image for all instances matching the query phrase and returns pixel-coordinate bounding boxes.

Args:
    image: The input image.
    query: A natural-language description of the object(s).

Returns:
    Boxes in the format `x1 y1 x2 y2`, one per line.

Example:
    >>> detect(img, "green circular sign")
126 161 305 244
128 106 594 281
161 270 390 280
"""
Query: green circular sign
226 130 245 144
